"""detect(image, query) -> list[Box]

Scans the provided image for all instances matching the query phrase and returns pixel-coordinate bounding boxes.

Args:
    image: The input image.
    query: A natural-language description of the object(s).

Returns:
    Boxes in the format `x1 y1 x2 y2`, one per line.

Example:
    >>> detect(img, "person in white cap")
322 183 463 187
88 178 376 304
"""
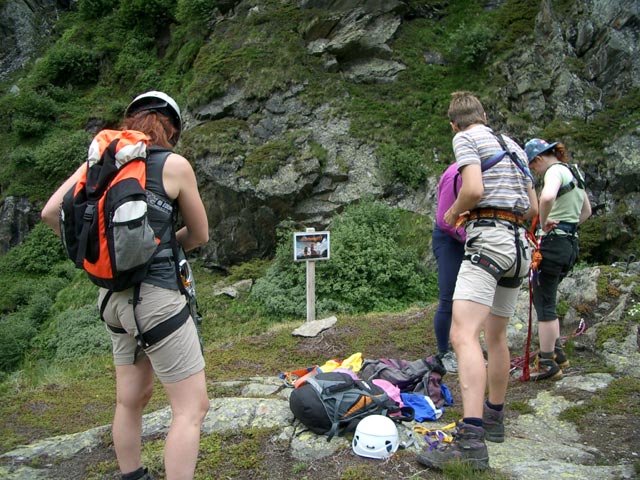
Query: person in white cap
42 91 209 480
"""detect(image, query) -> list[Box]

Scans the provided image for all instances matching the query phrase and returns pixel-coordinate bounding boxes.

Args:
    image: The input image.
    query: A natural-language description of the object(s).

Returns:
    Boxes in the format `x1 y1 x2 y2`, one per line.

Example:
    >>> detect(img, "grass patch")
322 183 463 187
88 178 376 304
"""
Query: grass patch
194 428 277 479
559 377 640 424
0 355 170 453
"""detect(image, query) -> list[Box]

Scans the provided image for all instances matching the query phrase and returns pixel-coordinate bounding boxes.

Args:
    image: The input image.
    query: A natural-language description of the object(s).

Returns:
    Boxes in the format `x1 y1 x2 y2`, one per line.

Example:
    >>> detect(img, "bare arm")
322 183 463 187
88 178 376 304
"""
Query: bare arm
523 182 538 220
41 163 87 236
163 153 209 252
579 190 592 224
538 174 562 232
443 163 483 226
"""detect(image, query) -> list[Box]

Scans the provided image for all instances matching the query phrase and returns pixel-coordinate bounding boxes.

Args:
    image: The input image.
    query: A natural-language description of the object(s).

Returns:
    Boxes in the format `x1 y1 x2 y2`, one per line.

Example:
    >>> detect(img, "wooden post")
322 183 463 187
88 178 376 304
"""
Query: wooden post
306 227 316 322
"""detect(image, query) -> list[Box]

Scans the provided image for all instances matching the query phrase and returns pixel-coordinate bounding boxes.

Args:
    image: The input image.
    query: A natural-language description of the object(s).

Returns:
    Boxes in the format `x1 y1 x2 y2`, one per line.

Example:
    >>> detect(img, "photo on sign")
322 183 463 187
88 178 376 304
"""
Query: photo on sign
294 231 330 261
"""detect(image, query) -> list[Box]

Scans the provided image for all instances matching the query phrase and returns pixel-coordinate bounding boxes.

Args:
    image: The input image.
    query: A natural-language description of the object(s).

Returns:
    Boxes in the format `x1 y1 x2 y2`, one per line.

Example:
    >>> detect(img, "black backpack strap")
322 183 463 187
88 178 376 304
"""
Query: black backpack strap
548 163 585 197
75 203 95 268
100 290 127 334
131 282 191 349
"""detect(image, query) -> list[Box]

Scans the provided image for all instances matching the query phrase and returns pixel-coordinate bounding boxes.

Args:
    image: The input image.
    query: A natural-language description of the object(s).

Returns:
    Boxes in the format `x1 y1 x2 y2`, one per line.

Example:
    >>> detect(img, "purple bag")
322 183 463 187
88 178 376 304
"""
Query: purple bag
360 356 448 408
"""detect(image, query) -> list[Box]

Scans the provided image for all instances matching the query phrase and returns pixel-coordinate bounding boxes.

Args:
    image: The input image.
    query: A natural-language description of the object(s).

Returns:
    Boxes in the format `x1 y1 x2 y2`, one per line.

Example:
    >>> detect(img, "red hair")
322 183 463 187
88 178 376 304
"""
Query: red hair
553 143 569 163
122 111 178 149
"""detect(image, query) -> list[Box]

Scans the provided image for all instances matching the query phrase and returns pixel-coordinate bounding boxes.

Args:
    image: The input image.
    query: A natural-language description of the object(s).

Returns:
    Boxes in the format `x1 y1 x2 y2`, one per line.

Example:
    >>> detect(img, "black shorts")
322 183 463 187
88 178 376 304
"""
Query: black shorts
538 234 578 278
532 234 578 321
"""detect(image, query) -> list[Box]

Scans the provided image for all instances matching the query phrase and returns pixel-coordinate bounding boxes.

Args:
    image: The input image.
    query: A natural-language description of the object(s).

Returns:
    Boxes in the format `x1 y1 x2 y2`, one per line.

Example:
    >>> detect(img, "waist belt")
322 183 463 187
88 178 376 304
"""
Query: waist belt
463 208 524 226
553 221 578 235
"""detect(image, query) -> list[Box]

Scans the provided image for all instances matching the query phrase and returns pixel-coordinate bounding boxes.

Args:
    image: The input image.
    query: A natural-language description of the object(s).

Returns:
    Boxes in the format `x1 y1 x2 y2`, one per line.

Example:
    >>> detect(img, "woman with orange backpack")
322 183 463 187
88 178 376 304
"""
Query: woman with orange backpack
42 91 209 480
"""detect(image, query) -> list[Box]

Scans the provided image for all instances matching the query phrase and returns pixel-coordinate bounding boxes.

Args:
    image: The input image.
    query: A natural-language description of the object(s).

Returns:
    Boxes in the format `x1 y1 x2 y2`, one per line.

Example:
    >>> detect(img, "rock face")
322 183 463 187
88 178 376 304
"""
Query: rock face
0 197 40 254
187 0 640 269
0 0 74 81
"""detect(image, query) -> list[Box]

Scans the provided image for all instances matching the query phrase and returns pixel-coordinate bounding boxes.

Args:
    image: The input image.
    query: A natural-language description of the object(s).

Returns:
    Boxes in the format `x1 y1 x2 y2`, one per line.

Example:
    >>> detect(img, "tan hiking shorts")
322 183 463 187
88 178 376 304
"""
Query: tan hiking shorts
98 283 205 383
453 219 531 318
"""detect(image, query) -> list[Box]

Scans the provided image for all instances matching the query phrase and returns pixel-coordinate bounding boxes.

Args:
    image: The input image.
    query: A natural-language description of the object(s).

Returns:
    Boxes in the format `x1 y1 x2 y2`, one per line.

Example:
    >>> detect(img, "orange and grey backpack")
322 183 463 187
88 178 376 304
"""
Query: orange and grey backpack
59 129 170 292
59 129 201 349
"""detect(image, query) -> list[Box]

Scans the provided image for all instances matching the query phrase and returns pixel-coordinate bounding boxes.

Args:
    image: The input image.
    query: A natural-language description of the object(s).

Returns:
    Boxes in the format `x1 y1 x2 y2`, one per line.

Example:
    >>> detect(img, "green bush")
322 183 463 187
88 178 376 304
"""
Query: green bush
176 0 217 30
52 305 111 362
251 202 436 317
378 143 428 189
34 130 91 186
117 0 176 36
38 43 101 87
9 91 59 139
0 313 37 372
445 22 496 66
0 223 66 276
78 0 120 20
112 36 161 90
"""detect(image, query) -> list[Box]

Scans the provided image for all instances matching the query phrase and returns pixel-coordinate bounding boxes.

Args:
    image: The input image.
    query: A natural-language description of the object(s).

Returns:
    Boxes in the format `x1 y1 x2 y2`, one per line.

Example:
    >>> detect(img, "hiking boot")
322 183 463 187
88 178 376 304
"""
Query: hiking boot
122 467 152 480
530 355 562 381
554 346 570 368
482 403 504 443
416 422 489 471
439 350 458 374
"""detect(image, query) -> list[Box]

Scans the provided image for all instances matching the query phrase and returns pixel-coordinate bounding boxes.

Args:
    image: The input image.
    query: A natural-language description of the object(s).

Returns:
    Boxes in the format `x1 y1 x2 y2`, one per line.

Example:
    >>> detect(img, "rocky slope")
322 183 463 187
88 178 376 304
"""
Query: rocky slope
0 0 638 266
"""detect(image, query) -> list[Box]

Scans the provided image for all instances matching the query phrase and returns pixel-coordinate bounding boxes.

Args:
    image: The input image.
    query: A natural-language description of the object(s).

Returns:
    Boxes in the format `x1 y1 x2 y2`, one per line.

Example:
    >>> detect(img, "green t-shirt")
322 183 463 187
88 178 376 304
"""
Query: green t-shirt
545 163 585 224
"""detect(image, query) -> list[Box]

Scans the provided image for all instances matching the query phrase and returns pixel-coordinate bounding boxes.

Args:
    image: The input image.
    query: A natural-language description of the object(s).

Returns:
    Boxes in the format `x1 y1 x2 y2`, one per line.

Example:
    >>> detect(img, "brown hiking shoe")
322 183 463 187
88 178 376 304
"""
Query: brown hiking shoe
554 346 570 368
531 355 562 381
416 422 489 471
482 403 504 443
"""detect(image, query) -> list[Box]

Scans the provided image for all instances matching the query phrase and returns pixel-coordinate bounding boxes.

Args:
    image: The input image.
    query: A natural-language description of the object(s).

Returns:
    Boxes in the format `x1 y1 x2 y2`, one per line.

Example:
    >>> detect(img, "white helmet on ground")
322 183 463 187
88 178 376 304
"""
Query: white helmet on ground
352 415 399 460
125 91 182 144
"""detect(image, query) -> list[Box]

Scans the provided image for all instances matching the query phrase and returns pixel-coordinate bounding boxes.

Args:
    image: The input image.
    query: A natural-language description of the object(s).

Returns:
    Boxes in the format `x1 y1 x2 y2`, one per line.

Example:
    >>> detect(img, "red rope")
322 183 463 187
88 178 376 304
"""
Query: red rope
519 273 534 381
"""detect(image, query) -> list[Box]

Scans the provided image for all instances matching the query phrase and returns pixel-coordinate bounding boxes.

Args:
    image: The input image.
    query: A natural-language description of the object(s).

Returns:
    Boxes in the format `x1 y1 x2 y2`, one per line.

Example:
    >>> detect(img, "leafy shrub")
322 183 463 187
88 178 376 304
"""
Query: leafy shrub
112 36 161 90
0 313 37 372
38 43 101 87
78 0 120 20
52 305 111 362
176 0 217 31
251 202 436 317
445 22 496 66
117 0 176 36
10 91 59 138
378 143 428 189
34 130 91 185
0 223 66 276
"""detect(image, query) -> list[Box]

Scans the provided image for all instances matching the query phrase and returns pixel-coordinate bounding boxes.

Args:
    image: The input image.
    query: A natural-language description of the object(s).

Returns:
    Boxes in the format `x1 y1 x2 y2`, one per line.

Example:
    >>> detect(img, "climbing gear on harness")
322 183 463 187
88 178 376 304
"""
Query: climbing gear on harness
465 252 505 279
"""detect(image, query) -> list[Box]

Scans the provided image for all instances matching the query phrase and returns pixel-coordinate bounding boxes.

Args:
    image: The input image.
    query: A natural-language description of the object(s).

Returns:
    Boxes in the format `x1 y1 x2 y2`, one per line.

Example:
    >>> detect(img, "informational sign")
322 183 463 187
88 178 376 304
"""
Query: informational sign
294 231 330 262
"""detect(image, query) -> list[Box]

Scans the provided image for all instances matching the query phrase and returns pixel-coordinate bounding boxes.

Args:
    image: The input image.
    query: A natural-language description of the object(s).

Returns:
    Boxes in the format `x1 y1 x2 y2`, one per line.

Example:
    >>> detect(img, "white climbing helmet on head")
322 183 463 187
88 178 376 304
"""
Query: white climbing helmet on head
352 415 399 460
125 91 182 143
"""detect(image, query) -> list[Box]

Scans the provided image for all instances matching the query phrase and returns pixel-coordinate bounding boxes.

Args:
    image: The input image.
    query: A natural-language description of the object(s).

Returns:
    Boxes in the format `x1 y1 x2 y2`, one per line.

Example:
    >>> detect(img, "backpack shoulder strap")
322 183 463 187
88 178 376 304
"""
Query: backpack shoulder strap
494 133 534 183
546 162 585 197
